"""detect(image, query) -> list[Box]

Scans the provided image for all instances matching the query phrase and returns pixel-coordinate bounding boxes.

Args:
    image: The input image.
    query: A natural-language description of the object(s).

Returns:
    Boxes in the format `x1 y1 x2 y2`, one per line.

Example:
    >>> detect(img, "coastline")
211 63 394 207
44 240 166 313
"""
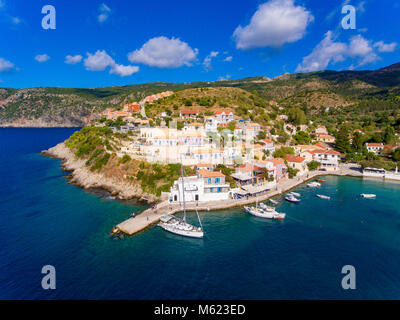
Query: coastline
41 142 159 203
115 164 364 236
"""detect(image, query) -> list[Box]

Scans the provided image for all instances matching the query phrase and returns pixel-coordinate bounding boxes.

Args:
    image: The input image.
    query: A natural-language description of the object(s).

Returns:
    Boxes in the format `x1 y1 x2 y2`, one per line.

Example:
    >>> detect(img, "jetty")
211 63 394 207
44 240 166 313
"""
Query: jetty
115 164 362 236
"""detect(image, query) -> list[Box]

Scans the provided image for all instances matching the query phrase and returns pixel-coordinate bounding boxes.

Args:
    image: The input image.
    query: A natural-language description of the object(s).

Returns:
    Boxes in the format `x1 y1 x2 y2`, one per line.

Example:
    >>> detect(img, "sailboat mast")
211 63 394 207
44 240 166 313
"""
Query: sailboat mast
180 154 186 222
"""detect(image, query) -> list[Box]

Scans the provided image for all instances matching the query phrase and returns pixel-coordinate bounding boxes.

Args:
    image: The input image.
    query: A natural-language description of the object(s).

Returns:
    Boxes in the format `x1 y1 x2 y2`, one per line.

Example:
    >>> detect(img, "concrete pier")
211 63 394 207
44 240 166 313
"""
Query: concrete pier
115 164 362 236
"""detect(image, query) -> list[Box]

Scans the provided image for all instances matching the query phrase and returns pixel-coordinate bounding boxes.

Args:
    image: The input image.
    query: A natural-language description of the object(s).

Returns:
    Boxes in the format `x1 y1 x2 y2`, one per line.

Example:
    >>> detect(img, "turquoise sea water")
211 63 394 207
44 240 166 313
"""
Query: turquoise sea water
0 128 400 299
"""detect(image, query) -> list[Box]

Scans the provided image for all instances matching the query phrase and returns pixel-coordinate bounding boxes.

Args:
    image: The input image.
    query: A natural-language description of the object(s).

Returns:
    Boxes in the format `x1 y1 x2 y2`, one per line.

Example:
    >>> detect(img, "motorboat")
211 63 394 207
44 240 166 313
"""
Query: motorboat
307 182 321 188
244 205 286 220
361 193 376 199
285 194 301 203
316 179 326 183
316 194 330 200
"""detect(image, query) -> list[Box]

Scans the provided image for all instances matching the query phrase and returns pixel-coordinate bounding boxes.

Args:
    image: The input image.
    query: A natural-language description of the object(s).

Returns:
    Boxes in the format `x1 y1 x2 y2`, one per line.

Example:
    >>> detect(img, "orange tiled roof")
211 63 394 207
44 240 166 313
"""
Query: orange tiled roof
198 169 225 178
286 154 306 163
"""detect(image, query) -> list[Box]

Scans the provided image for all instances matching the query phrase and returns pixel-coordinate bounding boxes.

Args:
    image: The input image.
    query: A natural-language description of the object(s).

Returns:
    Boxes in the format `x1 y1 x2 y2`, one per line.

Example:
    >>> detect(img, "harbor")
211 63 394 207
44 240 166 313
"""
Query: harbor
115 163 363 236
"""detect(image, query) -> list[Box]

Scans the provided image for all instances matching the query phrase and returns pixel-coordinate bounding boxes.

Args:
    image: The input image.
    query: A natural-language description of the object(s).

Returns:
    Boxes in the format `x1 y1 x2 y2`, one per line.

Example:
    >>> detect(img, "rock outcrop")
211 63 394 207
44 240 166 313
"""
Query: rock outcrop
42 143 158 202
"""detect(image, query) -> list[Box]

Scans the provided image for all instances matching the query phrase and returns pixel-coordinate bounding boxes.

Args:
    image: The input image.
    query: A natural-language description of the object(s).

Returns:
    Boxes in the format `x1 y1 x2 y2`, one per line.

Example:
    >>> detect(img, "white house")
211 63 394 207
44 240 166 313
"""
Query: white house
260 139 275 156
204 116 218 132
312 149 341 171
168 169 230 203
365 143 384 155
214 110 234 123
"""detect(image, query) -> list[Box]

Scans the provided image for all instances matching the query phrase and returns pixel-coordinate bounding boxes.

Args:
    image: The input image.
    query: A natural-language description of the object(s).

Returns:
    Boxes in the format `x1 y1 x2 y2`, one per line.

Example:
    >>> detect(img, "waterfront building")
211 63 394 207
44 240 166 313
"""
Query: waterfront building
168 170 230 203
285 154 308 174
312 149 340 171
268 158 287 181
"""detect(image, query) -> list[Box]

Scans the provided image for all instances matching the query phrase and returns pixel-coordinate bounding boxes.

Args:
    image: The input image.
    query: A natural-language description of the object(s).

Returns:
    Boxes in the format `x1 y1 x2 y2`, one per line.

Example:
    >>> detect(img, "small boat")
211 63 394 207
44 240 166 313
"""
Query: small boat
288 192 301 197
316 179 326 183
244 205 286 220
269 199 279 205
285 194 301 203
307 182 321 188
361 193 376 199
316 194 330 200
106 195 116 200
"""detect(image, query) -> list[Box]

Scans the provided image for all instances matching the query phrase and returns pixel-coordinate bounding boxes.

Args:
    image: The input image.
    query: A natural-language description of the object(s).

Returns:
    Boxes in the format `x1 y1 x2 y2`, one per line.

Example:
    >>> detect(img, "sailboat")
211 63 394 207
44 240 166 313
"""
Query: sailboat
158 155 204 238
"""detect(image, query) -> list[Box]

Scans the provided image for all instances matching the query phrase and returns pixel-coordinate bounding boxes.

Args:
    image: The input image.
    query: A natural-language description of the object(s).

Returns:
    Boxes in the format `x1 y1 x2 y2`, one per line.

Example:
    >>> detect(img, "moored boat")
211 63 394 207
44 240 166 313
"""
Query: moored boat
316 179 326 183
244 205 286 220
269 199 279 205
285 194 301 203
307 182 321 188
316 194 330 200
361 193 376 199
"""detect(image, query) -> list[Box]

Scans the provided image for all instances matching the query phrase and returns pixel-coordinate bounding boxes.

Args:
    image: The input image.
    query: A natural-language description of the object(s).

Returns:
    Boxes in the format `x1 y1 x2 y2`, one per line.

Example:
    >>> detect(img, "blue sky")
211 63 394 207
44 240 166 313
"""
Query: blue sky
0 0 399 88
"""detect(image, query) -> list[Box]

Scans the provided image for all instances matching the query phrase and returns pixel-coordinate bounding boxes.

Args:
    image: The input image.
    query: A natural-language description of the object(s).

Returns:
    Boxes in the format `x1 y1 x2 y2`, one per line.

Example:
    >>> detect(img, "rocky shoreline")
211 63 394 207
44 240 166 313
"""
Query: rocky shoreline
41 142 159 203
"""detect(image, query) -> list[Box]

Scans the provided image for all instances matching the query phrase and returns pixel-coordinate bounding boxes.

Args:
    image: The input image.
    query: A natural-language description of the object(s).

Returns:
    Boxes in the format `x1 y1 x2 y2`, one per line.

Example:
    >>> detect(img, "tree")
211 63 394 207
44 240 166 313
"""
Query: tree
257 130 266 140
288 107 306 125
393 148 400 162
293 131 310 145
383 125 395 144
335 125 351 153
307 161 321 171
352 131 365 151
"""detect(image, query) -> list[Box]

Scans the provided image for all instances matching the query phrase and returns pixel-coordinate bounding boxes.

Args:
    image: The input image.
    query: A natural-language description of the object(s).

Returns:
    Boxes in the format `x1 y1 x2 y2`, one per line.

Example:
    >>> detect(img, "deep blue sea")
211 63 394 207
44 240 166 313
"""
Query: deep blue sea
0 128 400 299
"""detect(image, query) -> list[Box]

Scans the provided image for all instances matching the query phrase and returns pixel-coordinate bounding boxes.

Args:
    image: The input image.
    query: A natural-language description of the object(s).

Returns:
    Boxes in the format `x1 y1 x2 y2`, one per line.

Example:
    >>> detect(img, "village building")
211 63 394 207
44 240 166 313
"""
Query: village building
312 149 341 171
260 139 275 156
316 134 336 144
285 154 308 174
214 109 234 123
315 125 328 135
365 142 384 155
180 110 199 119
168 169 230 203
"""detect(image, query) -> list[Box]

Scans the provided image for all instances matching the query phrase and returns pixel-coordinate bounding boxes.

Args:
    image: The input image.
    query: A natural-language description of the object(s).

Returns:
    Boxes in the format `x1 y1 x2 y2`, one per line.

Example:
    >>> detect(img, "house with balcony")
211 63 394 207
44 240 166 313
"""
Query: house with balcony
285 154 308 175
365 142 384 155
312 149 340 171
180 110 199 119
168 169 230 203
214 109 234 123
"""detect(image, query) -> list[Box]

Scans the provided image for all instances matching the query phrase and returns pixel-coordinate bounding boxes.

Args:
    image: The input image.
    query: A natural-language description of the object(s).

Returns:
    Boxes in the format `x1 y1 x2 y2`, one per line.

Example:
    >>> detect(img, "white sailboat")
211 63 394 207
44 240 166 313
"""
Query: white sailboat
158 155 204 238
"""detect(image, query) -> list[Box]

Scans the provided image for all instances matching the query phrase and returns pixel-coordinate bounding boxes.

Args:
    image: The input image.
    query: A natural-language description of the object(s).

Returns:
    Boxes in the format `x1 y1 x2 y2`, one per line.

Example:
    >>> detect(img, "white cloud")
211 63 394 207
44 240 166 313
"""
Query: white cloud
374 41 397 53
84 50 114 71
203 51 219 71
84 50 139 77
128 36 198 68
348 34 379 66
35 54 50 63
109 64 139 77
11 17 20 24
233 0 313 49
218 74 232 81
296 32 389 72
0 57 14 72
98 3 111 23
224 56 233 62
296 31 347 72
65 55 83 64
